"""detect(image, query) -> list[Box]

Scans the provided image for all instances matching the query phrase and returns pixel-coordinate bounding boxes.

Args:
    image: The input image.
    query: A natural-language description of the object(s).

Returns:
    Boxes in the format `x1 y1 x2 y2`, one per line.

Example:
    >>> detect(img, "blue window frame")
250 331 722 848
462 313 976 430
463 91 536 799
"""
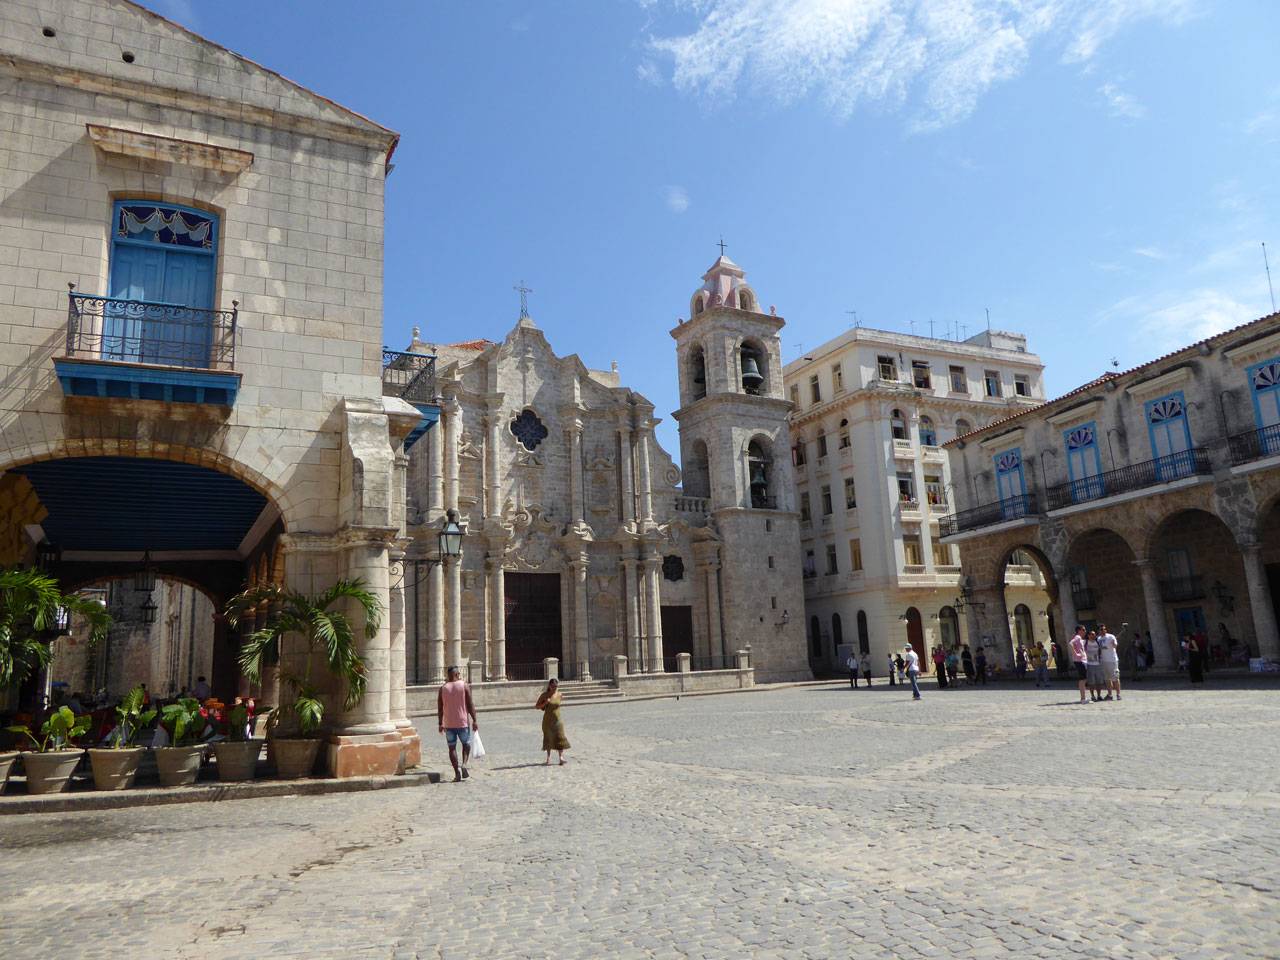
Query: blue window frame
1145 392 1193 481
1064 421 1104 503
1247 357 1280 455
994 448 1027 519
107 201 219 366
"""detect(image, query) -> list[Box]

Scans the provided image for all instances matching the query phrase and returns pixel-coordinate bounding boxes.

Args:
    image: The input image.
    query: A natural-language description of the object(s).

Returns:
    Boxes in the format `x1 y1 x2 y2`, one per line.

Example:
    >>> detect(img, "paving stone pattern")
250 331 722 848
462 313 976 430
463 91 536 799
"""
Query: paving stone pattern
2 680 1278 959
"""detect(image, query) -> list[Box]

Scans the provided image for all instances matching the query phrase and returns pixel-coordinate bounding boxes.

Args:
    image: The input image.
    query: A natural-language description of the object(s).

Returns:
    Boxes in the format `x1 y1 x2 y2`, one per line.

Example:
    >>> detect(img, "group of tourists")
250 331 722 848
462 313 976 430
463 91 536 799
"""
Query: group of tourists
1065 623 1123 703
435 665 571 782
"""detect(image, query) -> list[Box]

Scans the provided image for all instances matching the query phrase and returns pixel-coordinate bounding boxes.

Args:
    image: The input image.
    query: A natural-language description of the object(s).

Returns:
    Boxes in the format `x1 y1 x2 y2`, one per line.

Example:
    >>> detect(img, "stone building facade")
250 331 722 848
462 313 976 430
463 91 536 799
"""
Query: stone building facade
402 256 810 683
783 327 1052 672
0 0 423 775
941 310 1280 668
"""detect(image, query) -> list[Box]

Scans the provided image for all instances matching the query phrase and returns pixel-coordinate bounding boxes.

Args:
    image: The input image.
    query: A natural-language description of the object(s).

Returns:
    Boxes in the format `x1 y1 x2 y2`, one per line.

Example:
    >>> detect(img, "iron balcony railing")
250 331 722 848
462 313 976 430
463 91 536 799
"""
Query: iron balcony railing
1159 575 1206 603
1228 425 1280 465
1072 587 1097 610
381 349 438 404
66 289 237 370
939 493 1038 537
1044 448 1211 510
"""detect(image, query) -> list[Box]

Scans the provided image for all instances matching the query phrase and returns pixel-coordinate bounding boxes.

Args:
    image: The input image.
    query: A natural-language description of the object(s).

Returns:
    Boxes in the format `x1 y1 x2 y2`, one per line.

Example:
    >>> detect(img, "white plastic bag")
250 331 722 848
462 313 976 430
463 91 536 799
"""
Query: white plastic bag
469 729 486 760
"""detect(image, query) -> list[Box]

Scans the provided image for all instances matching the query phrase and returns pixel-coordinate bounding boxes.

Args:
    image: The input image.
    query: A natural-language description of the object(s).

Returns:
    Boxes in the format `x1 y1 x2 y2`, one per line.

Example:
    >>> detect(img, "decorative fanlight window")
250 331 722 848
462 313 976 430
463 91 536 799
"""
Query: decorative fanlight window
1065 424 1096 450
510 409 549 451
116 204 215 249
1251 361 1280 392
1147 396 1183 424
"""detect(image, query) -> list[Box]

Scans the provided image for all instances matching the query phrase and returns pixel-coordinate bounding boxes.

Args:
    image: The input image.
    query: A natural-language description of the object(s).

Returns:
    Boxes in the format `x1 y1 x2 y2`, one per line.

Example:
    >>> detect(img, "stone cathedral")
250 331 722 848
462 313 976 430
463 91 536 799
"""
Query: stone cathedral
403 257 810 683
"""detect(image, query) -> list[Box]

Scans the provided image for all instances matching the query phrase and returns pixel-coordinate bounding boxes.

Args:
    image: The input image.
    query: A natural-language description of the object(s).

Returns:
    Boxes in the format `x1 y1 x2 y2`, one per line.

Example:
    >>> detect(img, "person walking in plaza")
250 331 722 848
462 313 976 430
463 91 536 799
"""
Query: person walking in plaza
894 651 906 686
903 644 921 700
846 650 859 690
1183 633 1206 686
860 651 873 688
886 651 896 686
1069 626 1089 703
1031 641 1050 688
974 647 988 686
535 677 571 764
437 665 478 782
932 646 948 689
1097 623 1121 701
961 645 975 686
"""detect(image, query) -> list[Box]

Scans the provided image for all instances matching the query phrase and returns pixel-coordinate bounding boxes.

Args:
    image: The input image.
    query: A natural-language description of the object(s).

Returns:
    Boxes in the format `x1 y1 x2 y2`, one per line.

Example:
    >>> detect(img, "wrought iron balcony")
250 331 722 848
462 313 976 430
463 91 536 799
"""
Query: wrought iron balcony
1072 587 1097 610
939 493 1038 538
66 289 237 370
381 349 437 404
1228 425 1280 466
1044 448 1211 510
1159 575 1206 602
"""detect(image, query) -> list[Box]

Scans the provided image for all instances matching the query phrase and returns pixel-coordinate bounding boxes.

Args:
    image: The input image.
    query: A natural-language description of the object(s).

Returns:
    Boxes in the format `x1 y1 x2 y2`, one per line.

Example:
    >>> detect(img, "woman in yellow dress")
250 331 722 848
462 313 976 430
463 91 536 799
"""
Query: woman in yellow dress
534 678 571 765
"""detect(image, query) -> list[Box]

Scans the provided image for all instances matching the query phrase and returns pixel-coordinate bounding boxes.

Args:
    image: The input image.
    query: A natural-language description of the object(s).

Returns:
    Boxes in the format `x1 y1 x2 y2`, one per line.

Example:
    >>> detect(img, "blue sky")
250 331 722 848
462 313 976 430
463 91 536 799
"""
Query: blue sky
147 0 1278 459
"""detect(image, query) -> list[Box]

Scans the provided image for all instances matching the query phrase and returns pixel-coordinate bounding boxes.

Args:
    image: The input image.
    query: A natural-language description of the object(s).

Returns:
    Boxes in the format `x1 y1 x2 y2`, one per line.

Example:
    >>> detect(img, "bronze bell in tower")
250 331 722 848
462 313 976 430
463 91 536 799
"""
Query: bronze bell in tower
741 355 764 391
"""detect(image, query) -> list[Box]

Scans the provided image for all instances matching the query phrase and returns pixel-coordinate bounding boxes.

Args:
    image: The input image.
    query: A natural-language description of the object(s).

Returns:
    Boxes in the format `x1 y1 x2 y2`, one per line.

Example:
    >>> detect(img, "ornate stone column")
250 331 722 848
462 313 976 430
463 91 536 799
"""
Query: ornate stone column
617 413 635 530
428 558 445 680
484 403 503 520
427 418 444 519
572 553 591 679
486 556 507 680
442 394 460 514
621 554 641 668
636 423 655 529
568 415 585 524
704 553 723 662
1239 541 1279 659
445 553 463 670
333 531 397 734
643 550 664 669
387 552 420 767
1134 558 1174 667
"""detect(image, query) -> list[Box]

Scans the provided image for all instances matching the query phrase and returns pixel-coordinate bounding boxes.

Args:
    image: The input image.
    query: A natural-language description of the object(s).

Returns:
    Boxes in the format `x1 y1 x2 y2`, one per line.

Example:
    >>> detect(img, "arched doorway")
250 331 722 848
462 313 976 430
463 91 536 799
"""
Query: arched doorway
1012 603 1033 649
4 455 283 702
810 615 822 659
856 610 869 653
998 545 1057 667
831 613 843 652
904 607 924 663
1148 508 1249 663
938 605 960 649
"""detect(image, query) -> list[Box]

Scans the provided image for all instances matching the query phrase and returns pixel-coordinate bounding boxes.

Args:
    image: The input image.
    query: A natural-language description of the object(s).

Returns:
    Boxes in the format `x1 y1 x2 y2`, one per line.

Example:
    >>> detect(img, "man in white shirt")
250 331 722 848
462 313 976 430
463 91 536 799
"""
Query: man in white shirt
845 651 858 690
1097 623 1121 701
859 652 872 687
903 645 921 700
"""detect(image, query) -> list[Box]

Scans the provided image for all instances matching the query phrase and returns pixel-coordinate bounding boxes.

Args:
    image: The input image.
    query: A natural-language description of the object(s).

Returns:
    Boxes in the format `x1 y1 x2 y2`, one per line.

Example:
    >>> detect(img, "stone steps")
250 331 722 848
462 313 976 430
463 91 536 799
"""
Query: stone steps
558 681 623 702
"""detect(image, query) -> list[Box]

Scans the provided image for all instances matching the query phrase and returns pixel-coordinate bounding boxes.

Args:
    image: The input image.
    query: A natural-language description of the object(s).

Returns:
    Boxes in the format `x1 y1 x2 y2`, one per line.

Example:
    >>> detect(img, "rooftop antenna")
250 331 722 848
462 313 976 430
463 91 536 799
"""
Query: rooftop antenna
985 308 991 331
514 280 533 319
1265 243 1277 314
960 323 968 340
846 310 860 329
928 318 935 339
908 319 916 335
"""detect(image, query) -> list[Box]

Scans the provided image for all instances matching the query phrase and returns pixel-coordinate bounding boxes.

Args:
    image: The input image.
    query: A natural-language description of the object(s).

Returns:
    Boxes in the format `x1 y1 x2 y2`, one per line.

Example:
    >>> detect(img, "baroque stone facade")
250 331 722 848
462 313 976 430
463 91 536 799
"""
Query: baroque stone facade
942 310 1280 667
403 257 810 683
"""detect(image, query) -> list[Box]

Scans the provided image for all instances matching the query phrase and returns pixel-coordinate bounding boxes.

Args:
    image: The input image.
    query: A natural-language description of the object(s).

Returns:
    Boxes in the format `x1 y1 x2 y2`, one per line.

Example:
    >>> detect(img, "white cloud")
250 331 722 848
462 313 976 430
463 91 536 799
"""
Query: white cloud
1099 81 1145 118
665 185 690 213
642 0 1193 129
637 60 663 85
1137 290 1256 349
1133 247 1169 260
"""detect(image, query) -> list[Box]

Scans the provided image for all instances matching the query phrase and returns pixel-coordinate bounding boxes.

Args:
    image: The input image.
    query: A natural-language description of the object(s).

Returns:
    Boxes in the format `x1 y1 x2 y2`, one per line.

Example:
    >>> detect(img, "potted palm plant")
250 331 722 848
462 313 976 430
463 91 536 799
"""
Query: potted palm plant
7 705 91 794
154 697 208 786
87 683 155 790
226 579 380 780
212 702 261 781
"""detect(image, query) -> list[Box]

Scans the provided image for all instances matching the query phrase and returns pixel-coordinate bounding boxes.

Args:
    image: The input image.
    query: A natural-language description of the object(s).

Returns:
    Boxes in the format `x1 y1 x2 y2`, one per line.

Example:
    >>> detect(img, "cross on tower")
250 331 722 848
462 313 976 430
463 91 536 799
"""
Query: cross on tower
717 236 727 256
513 280 533 319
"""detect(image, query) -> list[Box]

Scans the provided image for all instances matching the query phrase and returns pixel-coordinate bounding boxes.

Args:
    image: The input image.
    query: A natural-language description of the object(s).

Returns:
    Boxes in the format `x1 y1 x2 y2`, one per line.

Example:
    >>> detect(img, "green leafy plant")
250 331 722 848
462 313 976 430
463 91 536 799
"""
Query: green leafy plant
225 580 381 738
106 684 156 748
225 703 251 742
0 566 112 688
160 698 207 747
7 705 91 752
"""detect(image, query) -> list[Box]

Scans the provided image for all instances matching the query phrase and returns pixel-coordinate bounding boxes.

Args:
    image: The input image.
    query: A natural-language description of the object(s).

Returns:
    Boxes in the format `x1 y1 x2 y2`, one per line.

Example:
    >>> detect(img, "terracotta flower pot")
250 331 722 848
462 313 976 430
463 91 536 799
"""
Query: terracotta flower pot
87 747 146 791
272 738 321 780
0 751 19 795
22 749 85 795
154 744 204 787
214 740 262 781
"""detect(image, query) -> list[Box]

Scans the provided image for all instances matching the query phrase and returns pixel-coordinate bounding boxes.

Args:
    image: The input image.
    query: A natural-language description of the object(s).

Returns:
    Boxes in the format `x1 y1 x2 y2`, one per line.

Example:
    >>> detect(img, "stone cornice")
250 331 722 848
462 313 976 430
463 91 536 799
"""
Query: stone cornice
1124 364 1194 401
1224 329 1280 368
3 54 398 158
87 123 254 172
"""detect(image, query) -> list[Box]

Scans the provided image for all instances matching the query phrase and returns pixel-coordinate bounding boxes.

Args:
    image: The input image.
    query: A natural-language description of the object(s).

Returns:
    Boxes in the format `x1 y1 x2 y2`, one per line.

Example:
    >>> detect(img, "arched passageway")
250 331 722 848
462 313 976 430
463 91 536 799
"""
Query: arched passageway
1065 528 1142 640
995 545 1056 668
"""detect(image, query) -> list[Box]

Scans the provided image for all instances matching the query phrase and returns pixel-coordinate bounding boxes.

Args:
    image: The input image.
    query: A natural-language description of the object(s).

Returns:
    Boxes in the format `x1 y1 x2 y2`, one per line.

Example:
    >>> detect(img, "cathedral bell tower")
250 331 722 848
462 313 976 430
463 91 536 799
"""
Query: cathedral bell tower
670 255 810 681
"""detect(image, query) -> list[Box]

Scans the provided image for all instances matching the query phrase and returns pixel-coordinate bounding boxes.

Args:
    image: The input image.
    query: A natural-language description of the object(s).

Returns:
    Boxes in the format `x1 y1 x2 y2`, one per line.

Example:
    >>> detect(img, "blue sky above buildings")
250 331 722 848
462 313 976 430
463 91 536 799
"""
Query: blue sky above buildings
146 0 1278 458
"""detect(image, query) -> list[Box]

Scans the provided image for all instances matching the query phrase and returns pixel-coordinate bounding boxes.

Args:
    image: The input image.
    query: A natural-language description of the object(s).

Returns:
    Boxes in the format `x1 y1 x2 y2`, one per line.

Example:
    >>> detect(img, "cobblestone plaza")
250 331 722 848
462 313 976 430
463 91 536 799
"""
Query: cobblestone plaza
3 680 1278 959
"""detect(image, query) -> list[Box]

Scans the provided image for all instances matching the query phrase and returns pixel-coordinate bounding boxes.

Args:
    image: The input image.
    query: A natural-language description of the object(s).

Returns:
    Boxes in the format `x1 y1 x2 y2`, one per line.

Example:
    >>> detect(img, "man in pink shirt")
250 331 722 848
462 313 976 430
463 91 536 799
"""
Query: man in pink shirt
1069 626 1089 704
437 666 478 782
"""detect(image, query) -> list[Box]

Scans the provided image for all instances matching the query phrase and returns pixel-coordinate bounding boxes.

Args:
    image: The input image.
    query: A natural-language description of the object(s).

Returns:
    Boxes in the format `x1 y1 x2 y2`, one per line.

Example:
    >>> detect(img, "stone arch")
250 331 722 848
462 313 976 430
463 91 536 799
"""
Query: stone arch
684 439 710 499
809 614 822 659
745 434 777 508
856 609 869 653
831 612 843 649
739 337 770 396
686 340 708 401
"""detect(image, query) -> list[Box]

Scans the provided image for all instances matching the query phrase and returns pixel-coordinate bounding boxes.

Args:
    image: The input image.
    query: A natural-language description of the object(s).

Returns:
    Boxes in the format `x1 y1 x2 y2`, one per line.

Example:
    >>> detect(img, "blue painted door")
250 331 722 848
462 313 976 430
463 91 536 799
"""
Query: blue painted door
1147 393 1192 481
1065 422 1104 502
995 449 1026 519
1249 359 1280 455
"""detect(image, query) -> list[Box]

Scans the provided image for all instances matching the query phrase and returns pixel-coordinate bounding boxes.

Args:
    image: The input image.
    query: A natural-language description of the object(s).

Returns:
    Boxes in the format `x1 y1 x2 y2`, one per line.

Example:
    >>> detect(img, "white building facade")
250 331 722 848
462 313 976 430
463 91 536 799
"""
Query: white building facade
783 327 1054 673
